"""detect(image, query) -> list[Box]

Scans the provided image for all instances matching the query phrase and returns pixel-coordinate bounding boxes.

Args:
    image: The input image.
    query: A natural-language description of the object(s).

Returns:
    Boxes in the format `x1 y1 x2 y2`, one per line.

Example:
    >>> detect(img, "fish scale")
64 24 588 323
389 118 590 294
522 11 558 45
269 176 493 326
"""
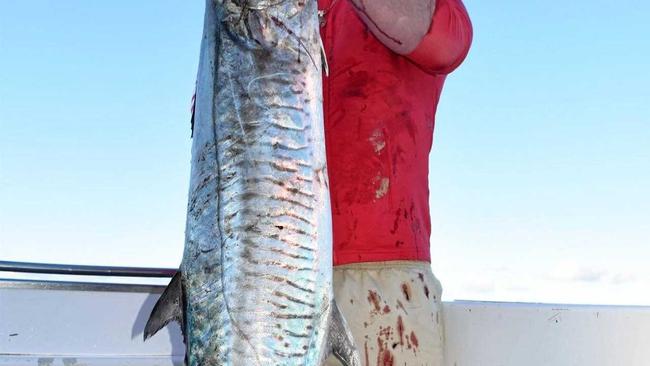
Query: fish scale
144 0 360 365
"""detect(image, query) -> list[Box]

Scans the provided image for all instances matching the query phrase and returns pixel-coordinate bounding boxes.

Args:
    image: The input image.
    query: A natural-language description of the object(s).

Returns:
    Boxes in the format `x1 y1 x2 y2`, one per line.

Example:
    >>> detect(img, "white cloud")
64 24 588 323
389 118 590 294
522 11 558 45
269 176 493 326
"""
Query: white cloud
463 278 496 294
546 262 608 283
611 272 638 285
545 261 642 287
440 262 650 305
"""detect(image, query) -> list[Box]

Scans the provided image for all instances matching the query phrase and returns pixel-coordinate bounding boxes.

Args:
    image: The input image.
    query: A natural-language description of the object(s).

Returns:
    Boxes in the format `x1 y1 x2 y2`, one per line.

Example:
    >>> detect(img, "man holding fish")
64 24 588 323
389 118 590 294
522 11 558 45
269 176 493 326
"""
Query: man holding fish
146 0 471 365
320 0 472 364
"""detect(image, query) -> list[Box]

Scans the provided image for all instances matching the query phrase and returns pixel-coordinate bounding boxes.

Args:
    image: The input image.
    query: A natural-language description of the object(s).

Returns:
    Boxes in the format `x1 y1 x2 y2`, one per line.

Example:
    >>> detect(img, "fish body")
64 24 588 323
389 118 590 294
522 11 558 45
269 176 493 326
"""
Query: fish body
145 1 360 365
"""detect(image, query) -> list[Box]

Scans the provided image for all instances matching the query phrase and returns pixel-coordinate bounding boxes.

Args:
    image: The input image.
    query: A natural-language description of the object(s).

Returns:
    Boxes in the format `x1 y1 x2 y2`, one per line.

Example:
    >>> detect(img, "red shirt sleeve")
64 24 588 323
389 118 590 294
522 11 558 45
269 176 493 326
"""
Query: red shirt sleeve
406 0 473 75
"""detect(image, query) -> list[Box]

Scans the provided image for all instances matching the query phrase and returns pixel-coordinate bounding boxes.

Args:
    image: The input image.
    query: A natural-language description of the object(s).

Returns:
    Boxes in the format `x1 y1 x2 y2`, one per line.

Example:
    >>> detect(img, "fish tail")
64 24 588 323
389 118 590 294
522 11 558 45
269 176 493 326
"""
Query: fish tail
324 300 362 366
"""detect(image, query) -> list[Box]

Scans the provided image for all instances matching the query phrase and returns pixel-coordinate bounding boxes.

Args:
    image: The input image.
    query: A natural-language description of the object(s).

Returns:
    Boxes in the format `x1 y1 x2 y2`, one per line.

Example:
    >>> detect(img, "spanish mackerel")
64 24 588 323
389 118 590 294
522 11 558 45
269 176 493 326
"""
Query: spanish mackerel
145 0 360 365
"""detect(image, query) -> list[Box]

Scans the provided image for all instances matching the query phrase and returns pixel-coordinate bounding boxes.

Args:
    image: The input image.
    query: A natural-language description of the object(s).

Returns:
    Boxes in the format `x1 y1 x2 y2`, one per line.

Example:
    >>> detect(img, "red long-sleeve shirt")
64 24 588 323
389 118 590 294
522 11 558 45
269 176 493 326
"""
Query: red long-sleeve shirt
319 0 473 265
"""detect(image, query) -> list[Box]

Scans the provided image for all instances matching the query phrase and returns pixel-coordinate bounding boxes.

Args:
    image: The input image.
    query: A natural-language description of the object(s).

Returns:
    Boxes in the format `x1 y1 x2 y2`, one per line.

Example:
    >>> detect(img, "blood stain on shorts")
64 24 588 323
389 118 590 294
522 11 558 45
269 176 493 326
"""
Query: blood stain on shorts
396 299 408 315
376 333 395 366
410 331 419 348
396 316 405 346
364 341 370 366
401 283 412 301
379 349 394 366
367 290 382 312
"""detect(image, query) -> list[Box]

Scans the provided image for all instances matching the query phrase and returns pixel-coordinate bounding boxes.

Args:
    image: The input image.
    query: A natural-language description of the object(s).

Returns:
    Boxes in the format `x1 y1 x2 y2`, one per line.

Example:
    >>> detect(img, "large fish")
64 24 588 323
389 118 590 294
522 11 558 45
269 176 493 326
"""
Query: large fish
144 0 360 365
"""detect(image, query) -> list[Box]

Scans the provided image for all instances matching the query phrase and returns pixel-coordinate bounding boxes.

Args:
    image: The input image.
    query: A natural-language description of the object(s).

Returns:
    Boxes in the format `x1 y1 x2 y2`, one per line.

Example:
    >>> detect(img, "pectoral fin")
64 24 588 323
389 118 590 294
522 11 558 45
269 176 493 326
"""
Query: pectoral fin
324 300 361 366
319 35 330 77
144 271 186 342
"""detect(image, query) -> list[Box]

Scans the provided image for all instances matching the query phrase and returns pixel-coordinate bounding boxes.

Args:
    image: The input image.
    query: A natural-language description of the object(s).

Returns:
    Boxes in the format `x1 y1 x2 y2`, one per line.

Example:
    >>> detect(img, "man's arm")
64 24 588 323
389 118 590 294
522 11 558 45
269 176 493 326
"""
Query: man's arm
350 0 473 75
348 0 436 55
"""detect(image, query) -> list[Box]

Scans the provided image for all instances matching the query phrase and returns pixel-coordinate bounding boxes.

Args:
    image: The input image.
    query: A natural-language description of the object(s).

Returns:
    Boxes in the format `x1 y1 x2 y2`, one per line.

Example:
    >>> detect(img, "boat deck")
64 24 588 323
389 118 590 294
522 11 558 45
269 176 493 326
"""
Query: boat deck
2 261 649 365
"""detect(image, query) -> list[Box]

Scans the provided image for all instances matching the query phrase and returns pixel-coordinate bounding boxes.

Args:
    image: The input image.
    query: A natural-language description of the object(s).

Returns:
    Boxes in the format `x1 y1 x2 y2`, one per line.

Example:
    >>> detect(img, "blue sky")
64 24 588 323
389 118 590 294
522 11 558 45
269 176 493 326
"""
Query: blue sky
1 1 648 305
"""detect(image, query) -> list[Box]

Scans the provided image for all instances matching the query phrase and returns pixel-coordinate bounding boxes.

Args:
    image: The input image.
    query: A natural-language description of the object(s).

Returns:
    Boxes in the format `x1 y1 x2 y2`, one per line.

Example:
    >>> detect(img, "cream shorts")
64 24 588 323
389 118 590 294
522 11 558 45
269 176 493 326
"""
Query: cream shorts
326 261 445 366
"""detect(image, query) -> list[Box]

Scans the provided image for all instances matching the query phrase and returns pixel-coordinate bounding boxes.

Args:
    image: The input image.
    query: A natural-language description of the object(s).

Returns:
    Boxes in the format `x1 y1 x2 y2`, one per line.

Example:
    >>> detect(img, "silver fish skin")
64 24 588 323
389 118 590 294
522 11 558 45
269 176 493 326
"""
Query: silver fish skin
145 1 360 365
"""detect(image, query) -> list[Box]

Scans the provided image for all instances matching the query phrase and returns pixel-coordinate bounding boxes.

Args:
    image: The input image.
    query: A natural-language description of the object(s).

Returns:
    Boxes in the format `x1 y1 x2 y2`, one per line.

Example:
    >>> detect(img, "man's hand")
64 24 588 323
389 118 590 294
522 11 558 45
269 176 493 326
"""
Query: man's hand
348 0 435 55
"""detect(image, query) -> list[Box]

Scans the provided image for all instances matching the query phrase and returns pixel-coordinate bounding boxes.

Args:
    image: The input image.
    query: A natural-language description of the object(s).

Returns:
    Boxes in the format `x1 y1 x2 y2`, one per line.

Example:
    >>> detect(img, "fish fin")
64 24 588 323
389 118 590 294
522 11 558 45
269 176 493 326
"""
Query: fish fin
144 271 186 341
190 88 196 138
324 300 361 366
319 35 330 77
